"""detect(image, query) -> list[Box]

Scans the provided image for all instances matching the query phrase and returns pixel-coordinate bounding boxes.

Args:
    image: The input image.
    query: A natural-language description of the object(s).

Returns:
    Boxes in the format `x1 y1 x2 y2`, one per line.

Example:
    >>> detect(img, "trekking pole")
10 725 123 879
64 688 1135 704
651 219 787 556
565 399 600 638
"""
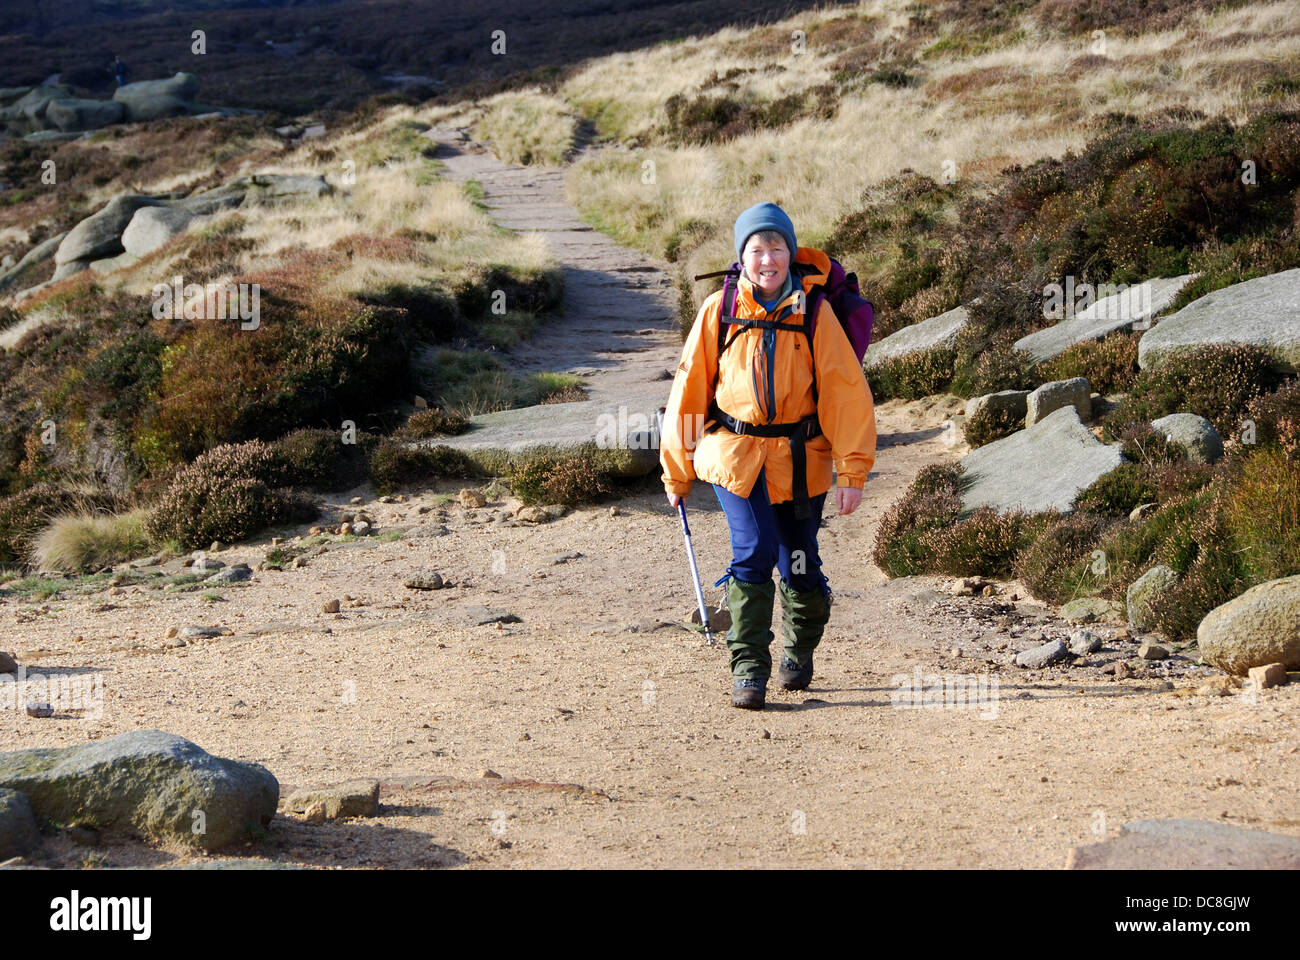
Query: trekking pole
655 407 716 646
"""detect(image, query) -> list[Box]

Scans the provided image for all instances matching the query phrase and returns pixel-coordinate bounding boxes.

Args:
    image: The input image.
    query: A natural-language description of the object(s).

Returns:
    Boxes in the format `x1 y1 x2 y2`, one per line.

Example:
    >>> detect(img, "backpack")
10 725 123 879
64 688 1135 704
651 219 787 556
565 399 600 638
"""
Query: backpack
693 254 875 403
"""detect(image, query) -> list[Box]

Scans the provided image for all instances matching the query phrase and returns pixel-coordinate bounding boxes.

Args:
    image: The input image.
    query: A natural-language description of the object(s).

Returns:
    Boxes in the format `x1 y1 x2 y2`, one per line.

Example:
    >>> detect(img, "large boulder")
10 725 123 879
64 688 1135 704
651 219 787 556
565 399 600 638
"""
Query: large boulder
0 787 40 859
1026 377 1091 426
1151 413 1223 464
174 183 249 216
122 206 208 257
44 97 124 133
1138 268 1300 373
864 305 968 370
226 173 333 202
1197 574 1300 675
958 406 1125 514
1127 564 1179 631
113 73 201 103
1015 275 1197 362
0 730 279 851
55 195 165 267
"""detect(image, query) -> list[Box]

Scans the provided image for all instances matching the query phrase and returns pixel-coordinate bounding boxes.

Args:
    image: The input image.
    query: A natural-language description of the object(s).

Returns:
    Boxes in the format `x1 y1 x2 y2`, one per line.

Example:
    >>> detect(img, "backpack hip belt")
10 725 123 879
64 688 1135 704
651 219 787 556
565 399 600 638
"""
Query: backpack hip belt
706 398 822 520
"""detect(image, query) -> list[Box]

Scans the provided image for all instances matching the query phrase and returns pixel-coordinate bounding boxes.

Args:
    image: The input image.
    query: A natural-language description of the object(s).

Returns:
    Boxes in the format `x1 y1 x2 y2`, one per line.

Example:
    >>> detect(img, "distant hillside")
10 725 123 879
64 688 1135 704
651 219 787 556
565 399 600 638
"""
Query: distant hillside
0 0 848 116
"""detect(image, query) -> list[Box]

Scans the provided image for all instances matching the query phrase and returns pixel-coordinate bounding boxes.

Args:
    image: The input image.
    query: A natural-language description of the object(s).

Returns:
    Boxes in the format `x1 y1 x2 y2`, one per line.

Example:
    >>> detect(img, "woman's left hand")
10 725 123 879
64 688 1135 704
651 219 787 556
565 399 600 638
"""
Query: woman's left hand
836 485 863 516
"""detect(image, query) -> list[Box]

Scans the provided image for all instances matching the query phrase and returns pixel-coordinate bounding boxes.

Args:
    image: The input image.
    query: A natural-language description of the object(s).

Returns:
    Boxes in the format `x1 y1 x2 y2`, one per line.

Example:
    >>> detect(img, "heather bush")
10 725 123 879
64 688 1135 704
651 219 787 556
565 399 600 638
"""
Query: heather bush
1243 377 1300 459
866 348 956 401
368 438 477 496
144 441 316 549
928 507 1030 579
1105 344 1282 437
509 450 615 506
1074 463 1157 517
271 428 373 491
1037 333 1140 395
1118 422 1185 467
871 463 964 576
950 326 1036 399
396 408 471 439
1013 511 1113 605
963 404 1023 449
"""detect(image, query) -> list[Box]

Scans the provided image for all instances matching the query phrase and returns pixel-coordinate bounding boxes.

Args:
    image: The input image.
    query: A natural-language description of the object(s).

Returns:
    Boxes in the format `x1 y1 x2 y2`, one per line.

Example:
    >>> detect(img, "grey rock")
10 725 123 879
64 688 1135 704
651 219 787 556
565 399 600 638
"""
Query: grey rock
51 258 91 281
56 195 165 266
429 387 662 478
227 173 333 202
205 563 252 583
1138 642 1170 660
0 652 17 673
285 779 380 819
403 572 445 590
1127 565 1179 632
178 625 222 638
25 702 53 718
0 230 67 294
958 406 1125 515
1068 630 1102 655
121 205 205 257
44 97 124 133
114 73 201 103
1060 597 1125 623
964 389 1029 422
0 788 40 859
87 250 140 275
1026 377 1092 426
174 183 249 216
1151 413 1223 464
1067 819 1300 869
864 305 968 369
0 730 277 851
1138 268 1300 373
1197 574 1300 675
1015 275 1197 362
1015 638 1070 668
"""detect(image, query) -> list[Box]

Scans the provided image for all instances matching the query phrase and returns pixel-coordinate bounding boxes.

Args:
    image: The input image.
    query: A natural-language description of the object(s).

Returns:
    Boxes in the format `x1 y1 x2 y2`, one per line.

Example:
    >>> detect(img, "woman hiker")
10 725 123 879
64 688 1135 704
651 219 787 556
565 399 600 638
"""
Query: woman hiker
659 201 877 710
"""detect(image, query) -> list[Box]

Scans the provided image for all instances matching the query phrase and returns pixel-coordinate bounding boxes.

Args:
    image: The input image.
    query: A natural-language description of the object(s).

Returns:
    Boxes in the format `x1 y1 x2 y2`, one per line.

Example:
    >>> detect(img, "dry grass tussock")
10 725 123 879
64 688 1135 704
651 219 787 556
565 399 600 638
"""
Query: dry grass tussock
550 0 1300 292
110 107 549 302
29 507 151 574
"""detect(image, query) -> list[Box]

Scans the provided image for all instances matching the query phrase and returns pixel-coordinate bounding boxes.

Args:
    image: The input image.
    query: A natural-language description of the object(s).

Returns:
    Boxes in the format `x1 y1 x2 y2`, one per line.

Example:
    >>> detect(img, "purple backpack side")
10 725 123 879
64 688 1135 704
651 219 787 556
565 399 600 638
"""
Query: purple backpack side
806 259 875 364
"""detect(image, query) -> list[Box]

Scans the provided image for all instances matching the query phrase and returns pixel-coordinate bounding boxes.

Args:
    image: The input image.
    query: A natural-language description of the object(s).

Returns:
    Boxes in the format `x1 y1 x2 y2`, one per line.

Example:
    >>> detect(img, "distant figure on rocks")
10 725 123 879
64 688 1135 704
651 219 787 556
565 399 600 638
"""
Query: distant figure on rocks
108 55 129 87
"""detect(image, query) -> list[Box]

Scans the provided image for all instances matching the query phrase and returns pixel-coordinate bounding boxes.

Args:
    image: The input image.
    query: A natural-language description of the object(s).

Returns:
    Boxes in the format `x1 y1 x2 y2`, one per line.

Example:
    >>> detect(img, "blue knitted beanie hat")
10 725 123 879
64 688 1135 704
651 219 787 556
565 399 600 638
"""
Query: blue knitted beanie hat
733 202 797 262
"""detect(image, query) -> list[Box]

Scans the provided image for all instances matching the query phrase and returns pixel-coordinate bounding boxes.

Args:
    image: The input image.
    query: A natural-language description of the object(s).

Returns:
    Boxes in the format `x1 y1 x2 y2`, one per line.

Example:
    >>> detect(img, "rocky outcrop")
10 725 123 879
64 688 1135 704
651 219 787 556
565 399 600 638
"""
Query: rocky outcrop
958 406 1125 515
55 195 164 268
864 306 968 369
0 730 278 851
1015 275 1197 362
1137 268 1300 373
1151 413 1223 464
1197 574 1300 675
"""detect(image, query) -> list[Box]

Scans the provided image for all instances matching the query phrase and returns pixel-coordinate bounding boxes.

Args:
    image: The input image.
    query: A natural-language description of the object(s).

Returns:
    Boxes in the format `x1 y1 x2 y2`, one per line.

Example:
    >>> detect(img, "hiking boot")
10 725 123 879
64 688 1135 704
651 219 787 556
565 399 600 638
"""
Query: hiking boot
732 677 766 710
724 575 776 685
778 653 814 691
777 579 832 689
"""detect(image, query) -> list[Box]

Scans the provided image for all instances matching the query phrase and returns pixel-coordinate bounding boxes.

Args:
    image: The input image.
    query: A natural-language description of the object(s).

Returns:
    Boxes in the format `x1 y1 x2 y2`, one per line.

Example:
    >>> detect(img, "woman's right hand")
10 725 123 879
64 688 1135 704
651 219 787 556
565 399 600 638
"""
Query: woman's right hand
667 493 684 509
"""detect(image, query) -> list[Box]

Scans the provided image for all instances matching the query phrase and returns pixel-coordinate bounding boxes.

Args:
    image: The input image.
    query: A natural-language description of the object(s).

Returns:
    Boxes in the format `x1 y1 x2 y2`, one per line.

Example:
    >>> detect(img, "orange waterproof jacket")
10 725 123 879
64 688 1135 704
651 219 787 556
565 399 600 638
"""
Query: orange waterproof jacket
660 247 877 503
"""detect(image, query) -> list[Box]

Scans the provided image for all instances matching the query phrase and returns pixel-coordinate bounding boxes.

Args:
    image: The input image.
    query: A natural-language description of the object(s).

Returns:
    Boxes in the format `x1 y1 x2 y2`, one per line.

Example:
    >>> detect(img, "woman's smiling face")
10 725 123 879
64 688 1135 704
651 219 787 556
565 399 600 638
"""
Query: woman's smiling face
742 233 790 300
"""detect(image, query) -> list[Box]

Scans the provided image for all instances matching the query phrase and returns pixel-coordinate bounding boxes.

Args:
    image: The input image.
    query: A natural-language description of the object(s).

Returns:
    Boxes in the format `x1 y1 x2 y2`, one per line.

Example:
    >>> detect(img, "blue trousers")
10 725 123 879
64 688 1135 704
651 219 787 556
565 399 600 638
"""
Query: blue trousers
711 466 830 597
